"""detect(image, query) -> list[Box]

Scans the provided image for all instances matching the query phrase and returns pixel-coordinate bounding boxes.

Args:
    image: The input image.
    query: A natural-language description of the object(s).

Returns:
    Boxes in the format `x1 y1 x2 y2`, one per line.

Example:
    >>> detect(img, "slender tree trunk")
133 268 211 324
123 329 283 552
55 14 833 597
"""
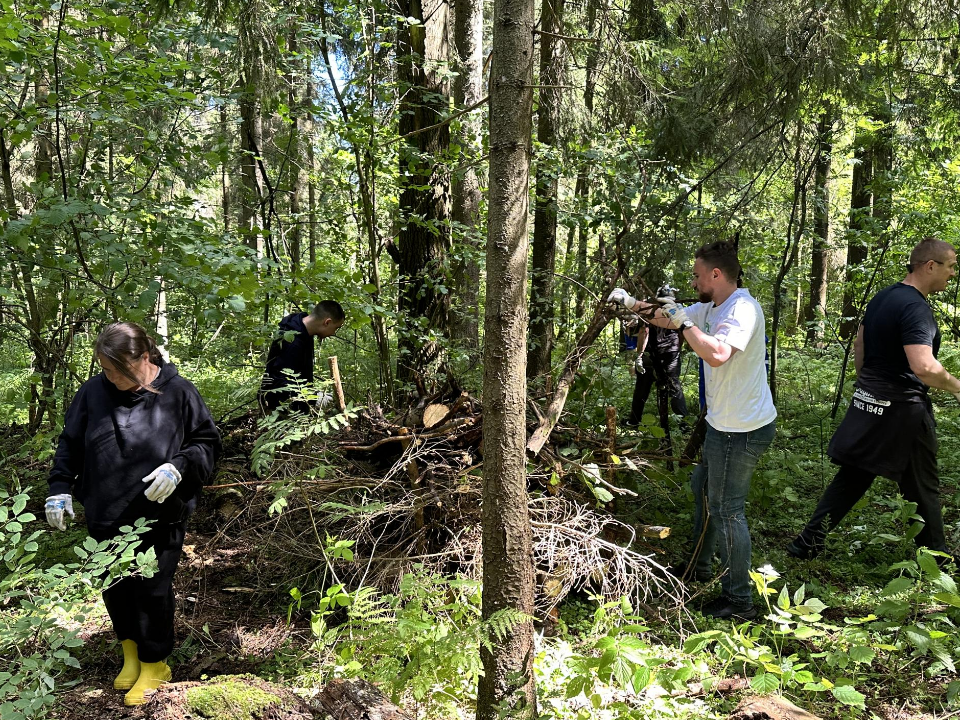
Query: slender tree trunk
396 0 452 385
804 111 833 345
34 13 53 186
574 0 599 320
449 0 484 359
287 27 302 278
239 87 264 255
219 74 231 234
840 126 872 340
306 80 317 265
0 130 17 214
527 0 565 382
477 0 536 714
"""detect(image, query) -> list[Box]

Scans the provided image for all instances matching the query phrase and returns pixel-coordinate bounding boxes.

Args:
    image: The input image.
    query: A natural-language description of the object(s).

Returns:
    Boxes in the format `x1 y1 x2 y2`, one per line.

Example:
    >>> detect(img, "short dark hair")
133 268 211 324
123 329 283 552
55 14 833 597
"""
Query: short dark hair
94 322 163 393
907 236 955 272
311 300 345 322
694 240 742 283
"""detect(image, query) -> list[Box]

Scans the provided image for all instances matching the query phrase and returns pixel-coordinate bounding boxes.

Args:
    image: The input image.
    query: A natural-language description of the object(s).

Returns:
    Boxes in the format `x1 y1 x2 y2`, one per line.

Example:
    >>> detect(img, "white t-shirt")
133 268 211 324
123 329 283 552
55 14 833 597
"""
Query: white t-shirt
686 288 777 432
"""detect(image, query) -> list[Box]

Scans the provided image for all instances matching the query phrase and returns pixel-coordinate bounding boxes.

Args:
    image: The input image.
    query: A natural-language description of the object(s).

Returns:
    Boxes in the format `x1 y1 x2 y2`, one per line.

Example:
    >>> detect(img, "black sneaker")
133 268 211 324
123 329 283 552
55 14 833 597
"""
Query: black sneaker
786 539 822 560
701 595 758 621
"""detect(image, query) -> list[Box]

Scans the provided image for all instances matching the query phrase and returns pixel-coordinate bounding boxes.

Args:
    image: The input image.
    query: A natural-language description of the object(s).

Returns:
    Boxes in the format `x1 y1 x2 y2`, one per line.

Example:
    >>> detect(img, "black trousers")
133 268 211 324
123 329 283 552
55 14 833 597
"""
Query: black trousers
629 349 688 425
100 521 187 663
793 413 946 553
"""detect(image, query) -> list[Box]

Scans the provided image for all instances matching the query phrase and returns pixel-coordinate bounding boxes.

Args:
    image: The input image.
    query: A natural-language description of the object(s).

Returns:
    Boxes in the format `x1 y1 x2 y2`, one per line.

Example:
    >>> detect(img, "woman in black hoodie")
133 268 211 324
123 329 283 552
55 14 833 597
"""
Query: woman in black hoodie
45 322 221 706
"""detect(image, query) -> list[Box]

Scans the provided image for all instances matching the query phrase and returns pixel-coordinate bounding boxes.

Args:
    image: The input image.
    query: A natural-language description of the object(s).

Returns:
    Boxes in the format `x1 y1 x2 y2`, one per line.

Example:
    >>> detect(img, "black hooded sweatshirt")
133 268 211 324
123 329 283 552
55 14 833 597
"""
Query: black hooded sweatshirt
259 312 316 409
48 361 221 538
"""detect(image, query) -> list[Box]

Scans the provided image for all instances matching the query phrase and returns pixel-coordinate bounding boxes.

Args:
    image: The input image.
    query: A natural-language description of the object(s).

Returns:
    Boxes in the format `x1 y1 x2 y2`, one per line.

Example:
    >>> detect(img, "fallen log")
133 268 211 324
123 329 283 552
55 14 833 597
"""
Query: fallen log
527 303 614 455
317 678 412 720
728 695 821 720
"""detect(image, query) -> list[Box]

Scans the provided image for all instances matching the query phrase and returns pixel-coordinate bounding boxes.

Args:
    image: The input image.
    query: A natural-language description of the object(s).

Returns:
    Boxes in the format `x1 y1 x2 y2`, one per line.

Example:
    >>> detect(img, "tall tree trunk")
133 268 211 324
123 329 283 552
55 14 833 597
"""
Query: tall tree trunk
840 126 872 340
34 12 53 186
804 111 833 345
396 0 452 386
239 88 264 255
769 122 813 404
287 26 302 278
527 0 565 382
219 74 231 234
573 0 599 320
306 80 317 265
449 0 484 359
871 105 894 232
477 0 536 715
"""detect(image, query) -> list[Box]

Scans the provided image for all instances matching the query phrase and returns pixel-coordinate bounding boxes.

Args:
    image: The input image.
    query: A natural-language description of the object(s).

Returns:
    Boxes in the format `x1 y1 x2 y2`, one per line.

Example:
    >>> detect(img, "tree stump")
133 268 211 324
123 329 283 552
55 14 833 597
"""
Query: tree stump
316 679 412 720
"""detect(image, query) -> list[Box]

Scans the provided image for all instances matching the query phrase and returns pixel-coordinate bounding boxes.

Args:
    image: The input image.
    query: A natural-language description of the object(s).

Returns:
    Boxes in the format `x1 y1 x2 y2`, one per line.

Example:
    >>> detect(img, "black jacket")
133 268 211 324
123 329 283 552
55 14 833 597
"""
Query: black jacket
48 361 221 537
259 312 315 409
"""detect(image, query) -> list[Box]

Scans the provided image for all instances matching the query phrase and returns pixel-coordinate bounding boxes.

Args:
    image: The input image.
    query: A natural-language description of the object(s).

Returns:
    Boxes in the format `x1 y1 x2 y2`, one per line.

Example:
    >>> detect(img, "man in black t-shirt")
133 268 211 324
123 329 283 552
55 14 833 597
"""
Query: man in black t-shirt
259 300 345 413
789 237 960 560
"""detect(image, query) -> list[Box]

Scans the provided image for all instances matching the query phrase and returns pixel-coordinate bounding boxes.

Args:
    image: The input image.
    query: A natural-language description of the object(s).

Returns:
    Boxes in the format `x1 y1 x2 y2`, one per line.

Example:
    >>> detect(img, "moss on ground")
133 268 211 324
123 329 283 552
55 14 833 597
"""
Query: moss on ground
185 677 282 720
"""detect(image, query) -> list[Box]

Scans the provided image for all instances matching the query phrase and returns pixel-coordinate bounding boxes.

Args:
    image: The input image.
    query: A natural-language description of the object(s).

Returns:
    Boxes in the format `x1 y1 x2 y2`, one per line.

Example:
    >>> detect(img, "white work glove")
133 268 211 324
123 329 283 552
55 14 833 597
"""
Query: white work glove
607 288 637 309
45 494 74 531
657 297 691 330
142 462 182 504
317 391 332 410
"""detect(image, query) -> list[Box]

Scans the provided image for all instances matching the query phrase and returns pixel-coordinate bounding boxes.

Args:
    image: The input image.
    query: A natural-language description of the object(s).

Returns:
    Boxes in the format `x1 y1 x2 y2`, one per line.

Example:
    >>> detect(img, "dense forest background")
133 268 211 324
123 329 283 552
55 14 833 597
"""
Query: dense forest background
4 0 960 717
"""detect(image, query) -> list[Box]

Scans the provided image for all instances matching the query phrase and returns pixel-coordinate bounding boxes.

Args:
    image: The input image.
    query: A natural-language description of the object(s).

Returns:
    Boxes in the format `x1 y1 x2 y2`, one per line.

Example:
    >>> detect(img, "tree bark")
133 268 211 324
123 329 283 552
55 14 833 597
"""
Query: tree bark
396 0 452 385
219 73 231 234
477 0 536 714
449 0 484 359
804 111 833 345
239 88 264 254
527 0 565 382
306 80 317 265
840 125 872 340
573 0 599 320
287 26 302 278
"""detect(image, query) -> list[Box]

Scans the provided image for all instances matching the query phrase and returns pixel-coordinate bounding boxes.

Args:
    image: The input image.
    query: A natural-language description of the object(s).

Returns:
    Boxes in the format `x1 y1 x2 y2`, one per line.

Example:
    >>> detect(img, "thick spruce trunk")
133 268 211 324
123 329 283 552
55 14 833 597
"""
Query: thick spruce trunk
396 0 451 385
449 0 484 358
477 0 537 714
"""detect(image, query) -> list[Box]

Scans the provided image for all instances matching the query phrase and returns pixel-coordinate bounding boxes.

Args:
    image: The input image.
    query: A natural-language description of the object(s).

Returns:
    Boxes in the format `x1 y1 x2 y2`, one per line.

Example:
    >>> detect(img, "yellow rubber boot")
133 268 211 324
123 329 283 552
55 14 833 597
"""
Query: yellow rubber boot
123 659 171 706
113 640 140 690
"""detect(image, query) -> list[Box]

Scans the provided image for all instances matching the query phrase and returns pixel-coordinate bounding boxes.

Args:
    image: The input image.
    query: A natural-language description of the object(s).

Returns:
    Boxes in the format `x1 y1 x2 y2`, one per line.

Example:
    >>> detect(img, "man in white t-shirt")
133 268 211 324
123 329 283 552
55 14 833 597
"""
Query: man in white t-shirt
608 241 776 620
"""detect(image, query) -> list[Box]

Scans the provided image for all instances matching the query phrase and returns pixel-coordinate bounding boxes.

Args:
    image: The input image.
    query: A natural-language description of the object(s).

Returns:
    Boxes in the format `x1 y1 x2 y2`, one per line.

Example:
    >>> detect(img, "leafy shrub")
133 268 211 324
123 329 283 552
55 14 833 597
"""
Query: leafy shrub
0 490 155 719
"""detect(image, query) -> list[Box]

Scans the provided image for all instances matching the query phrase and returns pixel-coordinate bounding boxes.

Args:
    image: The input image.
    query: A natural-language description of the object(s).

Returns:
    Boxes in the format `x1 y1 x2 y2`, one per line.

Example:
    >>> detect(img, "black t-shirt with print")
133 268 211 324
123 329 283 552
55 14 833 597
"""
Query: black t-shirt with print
859 282 940 400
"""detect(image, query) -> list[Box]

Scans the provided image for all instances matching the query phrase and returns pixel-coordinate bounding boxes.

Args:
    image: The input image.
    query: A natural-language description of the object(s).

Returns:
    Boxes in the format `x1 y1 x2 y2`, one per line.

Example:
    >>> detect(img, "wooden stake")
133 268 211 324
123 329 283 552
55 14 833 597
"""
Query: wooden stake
327 355 347 411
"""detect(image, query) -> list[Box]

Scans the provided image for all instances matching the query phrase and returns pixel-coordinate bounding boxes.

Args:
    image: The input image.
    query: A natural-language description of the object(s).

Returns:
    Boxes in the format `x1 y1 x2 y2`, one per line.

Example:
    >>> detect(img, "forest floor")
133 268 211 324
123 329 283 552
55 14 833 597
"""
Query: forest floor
54 523 320 719
12 358 960 720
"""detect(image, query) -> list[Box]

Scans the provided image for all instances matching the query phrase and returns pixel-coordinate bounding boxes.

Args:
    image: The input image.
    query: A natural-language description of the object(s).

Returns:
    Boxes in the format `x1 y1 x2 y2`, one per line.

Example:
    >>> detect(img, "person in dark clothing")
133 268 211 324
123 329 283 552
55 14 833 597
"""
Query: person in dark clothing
789 237 960 562
45 322 221 706
628 323 689 426
258 300 345 413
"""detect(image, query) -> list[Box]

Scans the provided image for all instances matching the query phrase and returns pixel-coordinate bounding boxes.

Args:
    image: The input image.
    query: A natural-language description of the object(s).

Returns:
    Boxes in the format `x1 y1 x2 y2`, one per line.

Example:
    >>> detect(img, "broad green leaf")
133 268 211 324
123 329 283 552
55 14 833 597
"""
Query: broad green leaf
904 625 932 651
831 685 866 707
750 672 779 693
881 577 914 596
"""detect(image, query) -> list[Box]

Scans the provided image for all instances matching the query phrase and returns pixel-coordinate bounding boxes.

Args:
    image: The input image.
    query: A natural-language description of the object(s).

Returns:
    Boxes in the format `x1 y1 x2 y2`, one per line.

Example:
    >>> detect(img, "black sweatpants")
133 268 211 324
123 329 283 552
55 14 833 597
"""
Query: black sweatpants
100 521 187 663
629 349 688 425
793 413 945 554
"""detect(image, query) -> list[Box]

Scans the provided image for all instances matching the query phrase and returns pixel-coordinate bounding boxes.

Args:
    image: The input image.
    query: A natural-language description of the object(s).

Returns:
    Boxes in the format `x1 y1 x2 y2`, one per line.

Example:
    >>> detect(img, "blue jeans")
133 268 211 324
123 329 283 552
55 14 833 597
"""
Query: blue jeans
690 420 776 605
